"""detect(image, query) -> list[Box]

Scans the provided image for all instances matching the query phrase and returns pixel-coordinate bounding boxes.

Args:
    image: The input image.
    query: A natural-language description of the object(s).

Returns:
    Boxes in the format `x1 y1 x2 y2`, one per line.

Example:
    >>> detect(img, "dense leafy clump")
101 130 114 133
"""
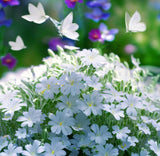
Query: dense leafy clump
0 47 160 156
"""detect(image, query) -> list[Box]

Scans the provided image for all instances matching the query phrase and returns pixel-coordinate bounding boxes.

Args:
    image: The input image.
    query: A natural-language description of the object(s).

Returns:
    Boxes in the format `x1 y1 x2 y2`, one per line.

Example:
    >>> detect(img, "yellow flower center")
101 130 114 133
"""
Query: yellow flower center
130 103 133 107
67 101 71 108
105 153 108 156
70 80 74 86
47 84 51 89
51 150 55 154
121 144 126 148
31 152 35 155
87 101 93 107
89 56 94 61
40 89 46 94
59 122 63 126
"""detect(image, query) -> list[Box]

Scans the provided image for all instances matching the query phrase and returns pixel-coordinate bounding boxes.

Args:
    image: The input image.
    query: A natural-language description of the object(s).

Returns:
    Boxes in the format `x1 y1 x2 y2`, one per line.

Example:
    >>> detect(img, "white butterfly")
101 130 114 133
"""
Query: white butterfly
9 36 26 51
22 2 49 24
59 12 79 40
125 11 146 33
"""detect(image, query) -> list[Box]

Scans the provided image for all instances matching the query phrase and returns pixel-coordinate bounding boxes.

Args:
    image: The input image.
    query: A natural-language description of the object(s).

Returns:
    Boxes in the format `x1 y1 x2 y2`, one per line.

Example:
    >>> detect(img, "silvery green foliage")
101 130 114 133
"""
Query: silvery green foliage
0 47 160 156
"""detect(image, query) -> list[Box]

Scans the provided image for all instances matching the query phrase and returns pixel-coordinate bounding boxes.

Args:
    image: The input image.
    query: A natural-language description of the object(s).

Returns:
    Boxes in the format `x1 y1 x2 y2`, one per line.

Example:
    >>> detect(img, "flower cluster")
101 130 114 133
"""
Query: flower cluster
0 46 160 155
86 0 118 42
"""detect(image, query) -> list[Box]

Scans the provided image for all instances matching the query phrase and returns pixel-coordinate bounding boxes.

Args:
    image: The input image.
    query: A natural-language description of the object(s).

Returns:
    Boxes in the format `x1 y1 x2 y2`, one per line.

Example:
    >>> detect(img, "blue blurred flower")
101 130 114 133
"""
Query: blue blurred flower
99 23 118 42
0 9 12 27
85 8 110 22
87 0 111 11
158 14 160 20
65 0 83 9
0 0 20 7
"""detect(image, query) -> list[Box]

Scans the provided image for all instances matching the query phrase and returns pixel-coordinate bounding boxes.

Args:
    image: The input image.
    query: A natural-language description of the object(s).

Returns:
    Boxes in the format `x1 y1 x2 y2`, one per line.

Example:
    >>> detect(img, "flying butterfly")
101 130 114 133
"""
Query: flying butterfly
9 36 26 51
125 11 146 33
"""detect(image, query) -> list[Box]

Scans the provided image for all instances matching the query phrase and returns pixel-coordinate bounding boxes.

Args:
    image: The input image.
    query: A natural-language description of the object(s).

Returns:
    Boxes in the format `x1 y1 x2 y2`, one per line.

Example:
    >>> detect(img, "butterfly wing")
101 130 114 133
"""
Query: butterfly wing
22 3 48 24
61 12 79 40
129 11 146 32
61 12 73 34
16 36 26 48
9 36 26 51
28 3 40 17
22 3 38 22
37 2 46 16
125 12 131 32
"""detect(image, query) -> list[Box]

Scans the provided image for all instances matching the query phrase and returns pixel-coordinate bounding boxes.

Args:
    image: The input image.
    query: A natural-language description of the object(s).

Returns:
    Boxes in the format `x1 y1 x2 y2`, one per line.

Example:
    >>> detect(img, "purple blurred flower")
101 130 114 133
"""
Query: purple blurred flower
89 29 101 42
99 23 118 42
1 53 17 70
124 44 137 54
0 0 20 7
0 9 12 27
65 0 83 9
86 8 110 22
87 0 111 11
49 37 75 51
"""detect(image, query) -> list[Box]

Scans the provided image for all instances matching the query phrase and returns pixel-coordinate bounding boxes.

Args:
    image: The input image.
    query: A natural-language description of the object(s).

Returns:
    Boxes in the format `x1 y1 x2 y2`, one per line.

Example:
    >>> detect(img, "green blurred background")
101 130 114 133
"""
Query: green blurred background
0 0 160 78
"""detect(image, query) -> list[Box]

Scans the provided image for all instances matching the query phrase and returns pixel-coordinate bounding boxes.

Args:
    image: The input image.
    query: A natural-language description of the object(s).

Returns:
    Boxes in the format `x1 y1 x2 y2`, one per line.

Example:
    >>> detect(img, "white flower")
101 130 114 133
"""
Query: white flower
56 95 80 114
59 72 84 96
78 91 103 116
89 124 112 145
137 123 151 135
95 144 119 156
15 128 27 139
103 104 124 120
114 63 132 82
44 140 66 156
148 140 160 155
76 49 106 68
112 125 131 140
22 3 49 24
0 98 26 120
0 137 8 151
84 75 102 90
35 76 59 99
0 90 19 105
17 107 42 127
72 113 90 131
118 137 131 151
48 111 75 135
120 94 143 119
0 143 22 156
22 140 44 156
103 83 125 103
128 136 138 146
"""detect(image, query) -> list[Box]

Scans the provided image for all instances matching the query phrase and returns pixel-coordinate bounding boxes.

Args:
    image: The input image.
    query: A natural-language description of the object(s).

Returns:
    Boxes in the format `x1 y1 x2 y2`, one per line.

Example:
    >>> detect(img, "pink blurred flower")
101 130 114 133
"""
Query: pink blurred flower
124 44 137 54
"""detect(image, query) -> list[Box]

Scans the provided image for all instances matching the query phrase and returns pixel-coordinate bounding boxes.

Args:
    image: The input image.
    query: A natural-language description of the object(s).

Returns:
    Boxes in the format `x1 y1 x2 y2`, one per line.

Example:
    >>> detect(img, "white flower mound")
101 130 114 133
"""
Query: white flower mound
0 48 160 156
